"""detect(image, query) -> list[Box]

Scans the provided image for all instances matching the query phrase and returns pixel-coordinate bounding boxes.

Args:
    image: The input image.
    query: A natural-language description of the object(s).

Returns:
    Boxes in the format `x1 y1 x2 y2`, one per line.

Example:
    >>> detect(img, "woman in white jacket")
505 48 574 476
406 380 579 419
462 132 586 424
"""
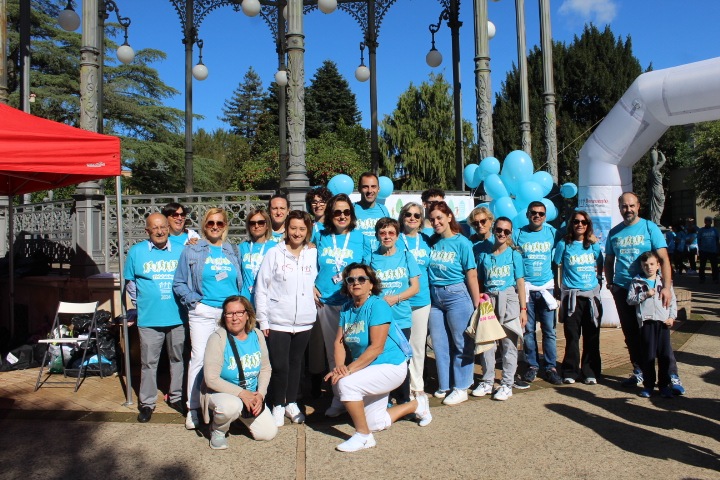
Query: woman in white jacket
254 210 318 427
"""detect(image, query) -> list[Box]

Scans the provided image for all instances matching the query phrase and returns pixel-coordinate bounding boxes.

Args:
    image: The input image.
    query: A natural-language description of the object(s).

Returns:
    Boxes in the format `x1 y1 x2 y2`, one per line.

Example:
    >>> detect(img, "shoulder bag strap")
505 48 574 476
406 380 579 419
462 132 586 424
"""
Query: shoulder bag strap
226 330 247 387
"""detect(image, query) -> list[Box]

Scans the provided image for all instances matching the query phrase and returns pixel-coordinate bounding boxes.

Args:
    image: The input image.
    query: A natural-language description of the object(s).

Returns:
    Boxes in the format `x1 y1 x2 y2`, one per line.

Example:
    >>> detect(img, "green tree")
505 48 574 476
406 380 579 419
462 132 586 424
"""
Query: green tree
686 121 720 211
305 60 361 138
380 73 474 190
220 67 266 138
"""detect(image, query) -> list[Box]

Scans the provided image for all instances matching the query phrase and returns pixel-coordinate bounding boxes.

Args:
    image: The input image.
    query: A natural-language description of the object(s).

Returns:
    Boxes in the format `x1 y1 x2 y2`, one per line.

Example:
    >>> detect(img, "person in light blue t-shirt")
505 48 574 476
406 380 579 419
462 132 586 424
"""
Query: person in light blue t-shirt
553 211 604 384
238 208 272 305
268 193 289 244
162 202 199 249
426 201 480 406
354 172 390 251
125 213 185 423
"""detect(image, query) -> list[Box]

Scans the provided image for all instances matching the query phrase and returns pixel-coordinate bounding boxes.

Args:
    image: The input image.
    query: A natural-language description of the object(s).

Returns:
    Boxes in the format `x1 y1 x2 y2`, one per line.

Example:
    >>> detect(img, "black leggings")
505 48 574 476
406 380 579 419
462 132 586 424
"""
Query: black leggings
267 329 312 407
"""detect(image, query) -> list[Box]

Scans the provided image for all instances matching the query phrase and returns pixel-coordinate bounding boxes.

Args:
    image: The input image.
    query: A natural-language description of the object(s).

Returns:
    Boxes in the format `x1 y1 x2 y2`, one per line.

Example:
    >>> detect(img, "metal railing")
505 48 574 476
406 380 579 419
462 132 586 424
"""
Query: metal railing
11 200 75 269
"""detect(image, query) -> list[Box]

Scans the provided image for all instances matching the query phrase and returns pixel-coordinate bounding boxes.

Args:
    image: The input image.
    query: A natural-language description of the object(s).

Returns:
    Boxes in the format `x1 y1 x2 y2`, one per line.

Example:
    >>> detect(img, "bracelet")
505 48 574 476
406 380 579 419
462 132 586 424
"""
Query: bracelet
397 295 401 304
520 307 527 311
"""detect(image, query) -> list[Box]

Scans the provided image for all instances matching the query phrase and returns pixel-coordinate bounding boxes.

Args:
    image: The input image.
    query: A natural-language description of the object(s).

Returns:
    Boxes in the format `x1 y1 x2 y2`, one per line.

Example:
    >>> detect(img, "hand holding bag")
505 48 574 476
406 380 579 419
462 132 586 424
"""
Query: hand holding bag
465 294 506 354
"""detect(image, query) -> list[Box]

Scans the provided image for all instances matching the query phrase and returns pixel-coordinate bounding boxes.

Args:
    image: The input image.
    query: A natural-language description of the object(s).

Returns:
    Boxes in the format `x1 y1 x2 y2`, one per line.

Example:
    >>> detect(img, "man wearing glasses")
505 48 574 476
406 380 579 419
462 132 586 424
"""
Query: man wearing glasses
354 172 390 250
162 202 199 248
124 213 186 423
513 201 562 385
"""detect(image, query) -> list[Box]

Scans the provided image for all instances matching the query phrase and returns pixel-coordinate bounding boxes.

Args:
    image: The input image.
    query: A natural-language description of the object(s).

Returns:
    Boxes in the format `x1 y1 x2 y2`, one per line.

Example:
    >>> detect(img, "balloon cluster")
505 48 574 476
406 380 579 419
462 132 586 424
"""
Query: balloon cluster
463 150 577 227
327 174 395 200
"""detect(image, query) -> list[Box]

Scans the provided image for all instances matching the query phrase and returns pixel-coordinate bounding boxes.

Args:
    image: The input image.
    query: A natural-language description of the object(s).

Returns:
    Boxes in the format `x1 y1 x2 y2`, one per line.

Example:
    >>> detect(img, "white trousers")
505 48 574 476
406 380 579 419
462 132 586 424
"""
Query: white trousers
409 304 431 392
208 392 277 441
186 302 221 410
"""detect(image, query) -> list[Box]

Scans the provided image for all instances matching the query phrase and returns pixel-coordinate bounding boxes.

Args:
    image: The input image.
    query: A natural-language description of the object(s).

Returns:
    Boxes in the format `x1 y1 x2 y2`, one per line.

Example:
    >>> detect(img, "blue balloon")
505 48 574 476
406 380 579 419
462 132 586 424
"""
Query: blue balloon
475 202 490 210
472 166 486 188
541 198 558 221
479 156 500 176
532 171 554 197
517 181 543 206
560 182 578 199
464 164 480 188
328 174 354 195
501 150 534 191
483 173 508 200
493 196 517 219
512 212 529 229
378 176 394 200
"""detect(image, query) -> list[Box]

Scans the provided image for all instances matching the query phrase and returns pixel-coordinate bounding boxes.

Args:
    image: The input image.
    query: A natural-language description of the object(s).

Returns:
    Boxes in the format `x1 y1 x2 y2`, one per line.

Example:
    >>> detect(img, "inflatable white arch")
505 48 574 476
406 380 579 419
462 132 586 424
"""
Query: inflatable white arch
577 56 720 326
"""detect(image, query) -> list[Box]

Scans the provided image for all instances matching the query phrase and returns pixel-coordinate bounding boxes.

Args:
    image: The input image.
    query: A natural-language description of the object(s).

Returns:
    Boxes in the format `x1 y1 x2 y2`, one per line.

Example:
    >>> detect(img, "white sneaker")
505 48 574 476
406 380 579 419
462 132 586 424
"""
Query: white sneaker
492 384 513 401
336 432 376 452
414 394 433 427
272 405 285 427
433 389 448 399
471 381 493 397
185 409 200 430
442 388 468 406
325 398 347 418
563 378 576 384
285 402 305 424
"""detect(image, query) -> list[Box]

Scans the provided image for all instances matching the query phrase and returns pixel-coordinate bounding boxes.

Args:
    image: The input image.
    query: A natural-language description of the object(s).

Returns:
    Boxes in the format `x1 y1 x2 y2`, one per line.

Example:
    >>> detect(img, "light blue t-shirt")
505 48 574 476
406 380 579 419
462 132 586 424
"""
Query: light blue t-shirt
238 240 270 305
201 245 240 307
606 219 667 289
398 233 432 307
472 237 494 259
428 234 477 287
366 248 421 329
270 230 284 244
311 221 325 244
553 240 603 291
339 295 406 366
477 248 524 292
646 278 657 289
220 330 261 392
698 226 719 253
168 232 189 249
664 230 676 253
513 223 557 286
354 202 390 251
315 230 370 306
124 241 183 328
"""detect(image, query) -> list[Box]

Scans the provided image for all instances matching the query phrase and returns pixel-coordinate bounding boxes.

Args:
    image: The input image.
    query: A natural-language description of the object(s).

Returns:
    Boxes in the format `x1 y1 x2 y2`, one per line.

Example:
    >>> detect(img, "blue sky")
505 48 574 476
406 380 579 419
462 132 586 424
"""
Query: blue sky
114 0 719 136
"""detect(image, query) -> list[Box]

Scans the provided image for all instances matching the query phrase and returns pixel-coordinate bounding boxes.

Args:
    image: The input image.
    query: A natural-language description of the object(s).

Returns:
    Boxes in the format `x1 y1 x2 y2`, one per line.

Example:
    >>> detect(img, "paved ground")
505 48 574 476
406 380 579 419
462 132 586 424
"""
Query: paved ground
1 274 718 479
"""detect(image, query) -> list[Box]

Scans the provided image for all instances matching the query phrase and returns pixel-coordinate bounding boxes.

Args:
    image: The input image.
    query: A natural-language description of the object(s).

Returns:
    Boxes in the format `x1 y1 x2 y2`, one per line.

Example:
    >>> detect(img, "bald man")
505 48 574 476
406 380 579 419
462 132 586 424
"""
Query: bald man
124 213 186 422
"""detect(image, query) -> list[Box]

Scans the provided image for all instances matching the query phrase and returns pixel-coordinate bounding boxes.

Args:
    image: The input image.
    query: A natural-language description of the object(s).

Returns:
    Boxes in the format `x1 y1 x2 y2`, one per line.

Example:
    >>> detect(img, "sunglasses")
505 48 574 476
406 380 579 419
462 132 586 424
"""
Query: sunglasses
248 220 267 227
572 219 588 226
471 218 489 228
168 212 186 219
404 212 422 220
333 209 352 218
495 227 512 236
345 275 369 285
528 210 546 218
206 220 226 228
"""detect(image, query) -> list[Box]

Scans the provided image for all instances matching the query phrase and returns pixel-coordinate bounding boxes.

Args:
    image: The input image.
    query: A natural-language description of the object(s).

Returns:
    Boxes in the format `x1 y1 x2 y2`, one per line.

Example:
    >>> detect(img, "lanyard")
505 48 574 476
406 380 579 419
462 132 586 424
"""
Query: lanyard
401 233 420 253
331 233 351 273
248 241 267 275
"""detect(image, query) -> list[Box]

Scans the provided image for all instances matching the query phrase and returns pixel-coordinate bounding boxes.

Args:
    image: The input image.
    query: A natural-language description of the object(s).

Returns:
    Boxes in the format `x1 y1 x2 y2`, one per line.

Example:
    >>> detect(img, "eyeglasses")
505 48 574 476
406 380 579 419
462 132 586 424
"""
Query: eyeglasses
495 227 512 236
572 219 588 226
206 220 226 228
248 220 267 227
168 212 186 219
310 200 326 206
345 276 369 285
471 218 489 228
528 210 546 218
224 311 247 319
403 212 422 220
333 209 352 218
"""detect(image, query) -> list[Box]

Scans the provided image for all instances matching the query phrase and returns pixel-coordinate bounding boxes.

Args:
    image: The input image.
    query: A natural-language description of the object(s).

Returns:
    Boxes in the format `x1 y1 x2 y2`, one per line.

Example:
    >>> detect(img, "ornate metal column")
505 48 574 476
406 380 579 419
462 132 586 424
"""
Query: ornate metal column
285 0 310 208
183 0 195 193
276 7 289 188
367 0 380 174
449 0 464 189
515 0 531 154
539 0 557 181
473 0 492 160
0 0 7 105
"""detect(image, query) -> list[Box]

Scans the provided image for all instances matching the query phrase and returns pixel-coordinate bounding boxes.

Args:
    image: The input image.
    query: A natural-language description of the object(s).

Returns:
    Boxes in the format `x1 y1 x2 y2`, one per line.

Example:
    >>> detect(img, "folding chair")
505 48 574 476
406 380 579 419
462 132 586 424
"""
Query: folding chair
35 301 102 392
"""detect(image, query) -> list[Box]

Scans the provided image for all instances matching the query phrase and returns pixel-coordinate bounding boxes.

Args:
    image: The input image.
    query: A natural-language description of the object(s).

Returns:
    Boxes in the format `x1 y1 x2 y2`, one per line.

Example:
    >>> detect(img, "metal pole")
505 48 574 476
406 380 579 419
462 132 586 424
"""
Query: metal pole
184 0 194 193
515 0 531 154
277 8 288 188
97 2 107 134
473 0 493 159
367 0 380 175
0 0 10 104
19 0 30 114
80 0 100 133
115 176 132 405
539 0 558 181
449 0 464 189
8 196 13 339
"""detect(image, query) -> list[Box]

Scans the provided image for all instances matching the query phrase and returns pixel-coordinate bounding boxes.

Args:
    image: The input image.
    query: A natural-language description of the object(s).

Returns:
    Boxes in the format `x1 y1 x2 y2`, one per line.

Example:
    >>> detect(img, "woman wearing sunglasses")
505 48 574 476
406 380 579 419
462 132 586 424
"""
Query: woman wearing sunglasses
397 202 433 401
174 207 242 429
427 201 481 405
553 210 604 385
254 211 318 427
326 263 432 452
306 186 333 240
238 208 272 305
475 217 527 401
314 193 370 416
467 206 495 257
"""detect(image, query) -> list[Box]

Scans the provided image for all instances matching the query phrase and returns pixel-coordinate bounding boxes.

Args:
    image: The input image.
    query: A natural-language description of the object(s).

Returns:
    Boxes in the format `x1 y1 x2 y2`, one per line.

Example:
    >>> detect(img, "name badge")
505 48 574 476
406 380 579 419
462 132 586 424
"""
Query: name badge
215 271 228 281
332 273 343 284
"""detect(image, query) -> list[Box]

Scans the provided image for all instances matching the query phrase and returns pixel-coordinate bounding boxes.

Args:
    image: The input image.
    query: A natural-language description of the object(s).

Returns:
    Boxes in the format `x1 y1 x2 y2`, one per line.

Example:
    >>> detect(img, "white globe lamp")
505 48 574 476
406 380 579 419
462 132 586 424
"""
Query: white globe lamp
488 21 496 39
275 70 288 86
426 48 442 68
242 0 262 17
355 65 370 82
116 44 135 65
192 63 209 81
318 0 338 14
58 6 80 32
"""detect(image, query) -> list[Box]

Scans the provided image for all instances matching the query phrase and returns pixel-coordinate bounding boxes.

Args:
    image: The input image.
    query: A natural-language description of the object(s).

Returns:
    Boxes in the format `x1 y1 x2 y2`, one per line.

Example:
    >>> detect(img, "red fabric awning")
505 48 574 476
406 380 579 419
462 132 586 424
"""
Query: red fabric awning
0 103 121 195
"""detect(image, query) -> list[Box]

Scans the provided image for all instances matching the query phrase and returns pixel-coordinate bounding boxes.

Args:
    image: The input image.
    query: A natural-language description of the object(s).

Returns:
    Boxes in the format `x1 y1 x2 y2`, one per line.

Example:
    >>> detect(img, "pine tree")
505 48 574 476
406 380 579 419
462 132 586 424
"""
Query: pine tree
220 67 266 138
305 60 361 138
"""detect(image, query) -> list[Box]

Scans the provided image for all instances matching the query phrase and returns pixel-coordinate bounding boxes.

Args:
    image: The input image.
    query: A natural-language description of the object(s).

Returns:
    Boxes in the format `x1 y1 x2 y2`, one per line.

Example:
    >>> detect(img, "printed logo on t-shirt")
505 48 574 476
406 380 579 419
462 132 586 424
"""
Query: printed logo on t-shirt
206 256 233 271
227 351 261 370
356 218 379 234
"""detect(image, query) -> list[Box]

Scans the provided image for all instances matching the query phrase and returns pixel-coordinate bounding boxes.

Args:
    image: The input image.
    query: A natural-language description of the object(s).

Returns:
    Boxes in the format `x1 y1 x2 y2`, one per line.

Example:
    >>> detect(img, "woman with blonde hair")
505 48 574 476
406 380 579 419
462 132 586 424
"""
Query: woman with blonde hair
174 207 242 429
467 206 494 256
239 208 272 305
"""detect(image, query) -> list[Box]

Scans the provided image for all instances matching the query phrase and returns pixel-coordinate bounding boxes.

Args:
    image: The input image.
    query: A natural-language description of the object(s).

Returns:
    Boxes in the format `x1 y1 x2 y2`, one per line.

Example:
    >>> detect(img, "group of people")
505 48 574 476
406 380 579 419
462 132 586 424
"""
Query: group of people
665 217 719 283
123 176 688 453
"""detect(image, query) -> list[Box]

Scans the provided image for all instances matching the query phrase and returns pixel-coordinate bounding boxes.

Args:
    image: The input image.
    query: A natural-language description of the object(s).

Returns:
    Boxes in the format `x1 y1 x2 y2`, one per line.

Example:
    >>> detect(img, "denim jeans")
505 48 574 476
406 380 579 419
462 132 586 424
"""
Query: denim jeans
524 290 557 371
428 283 475 391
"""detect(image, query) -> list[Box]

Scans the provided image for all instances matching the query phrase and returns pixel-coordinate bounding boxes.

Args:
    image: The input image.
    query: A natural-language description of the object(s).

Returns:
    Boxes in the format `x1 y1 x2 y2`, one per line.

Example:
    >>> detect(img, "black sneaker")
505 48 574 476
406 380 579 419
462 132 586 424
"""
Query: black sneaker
513 379 531 390
546 369 563 385
137 406 153 423
167 400 185 415
522 367 539 383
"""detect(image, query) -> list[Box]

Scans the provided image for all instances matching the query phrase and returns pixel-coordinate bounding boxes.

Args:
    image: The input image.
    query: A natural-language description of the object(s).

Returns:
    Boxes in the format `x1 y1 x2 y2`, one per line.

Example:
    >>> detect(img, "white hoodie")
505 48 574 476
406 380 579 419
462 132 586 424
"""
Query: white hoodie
254 242 318 332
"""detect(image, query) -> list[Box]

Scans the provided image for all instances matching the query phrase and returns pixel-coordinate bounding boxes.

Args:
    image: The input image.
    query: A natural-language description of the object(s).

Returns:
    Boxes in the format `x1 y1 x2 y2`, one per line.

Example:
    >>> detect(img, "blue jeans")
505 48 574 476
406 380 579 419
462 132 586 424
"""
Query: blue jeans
428 283 475 391
524 290 557 371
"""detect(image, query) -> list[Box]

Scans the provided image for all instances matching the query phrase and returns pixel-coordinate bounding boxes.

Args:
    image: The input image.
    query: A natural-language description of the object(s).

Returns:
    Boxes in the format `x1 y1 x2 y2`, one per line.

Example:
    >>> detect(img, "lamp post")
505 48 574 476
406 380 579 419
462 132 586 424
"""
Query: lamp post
515 0 531 154
539 0 557 182
0 0 7 105
473 0 494 160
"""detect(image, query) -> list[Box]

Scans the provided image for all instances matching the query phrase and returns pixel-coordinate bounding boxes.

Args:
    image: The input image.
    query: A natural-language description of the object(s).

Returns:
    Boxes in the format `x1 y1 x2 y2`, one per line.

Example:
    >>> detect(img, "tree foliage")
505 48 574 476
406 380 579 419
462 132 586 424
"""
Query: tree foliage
380 73 474 190
220 67 266 138
305 60 361 138
686 121 720 211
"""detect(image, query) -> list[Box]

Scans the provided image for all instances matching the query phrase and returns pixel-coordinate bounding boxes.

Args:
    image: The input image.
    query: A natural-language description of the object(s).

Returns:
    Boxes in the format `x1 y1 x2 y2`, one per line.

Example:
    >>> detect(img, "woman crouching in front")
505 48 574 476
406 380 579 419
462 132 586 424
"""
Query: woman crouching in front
325 263 432 453
201 295 277 450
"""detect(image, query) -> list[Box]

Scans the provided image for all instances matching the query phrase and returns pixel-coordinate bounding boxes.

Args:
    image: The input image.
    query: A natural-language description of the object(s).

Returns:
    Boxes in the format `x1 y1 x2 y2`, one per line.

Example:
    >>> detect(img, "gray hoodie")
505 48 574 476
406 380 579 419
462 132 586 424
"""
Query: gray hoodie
626 274 677 327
